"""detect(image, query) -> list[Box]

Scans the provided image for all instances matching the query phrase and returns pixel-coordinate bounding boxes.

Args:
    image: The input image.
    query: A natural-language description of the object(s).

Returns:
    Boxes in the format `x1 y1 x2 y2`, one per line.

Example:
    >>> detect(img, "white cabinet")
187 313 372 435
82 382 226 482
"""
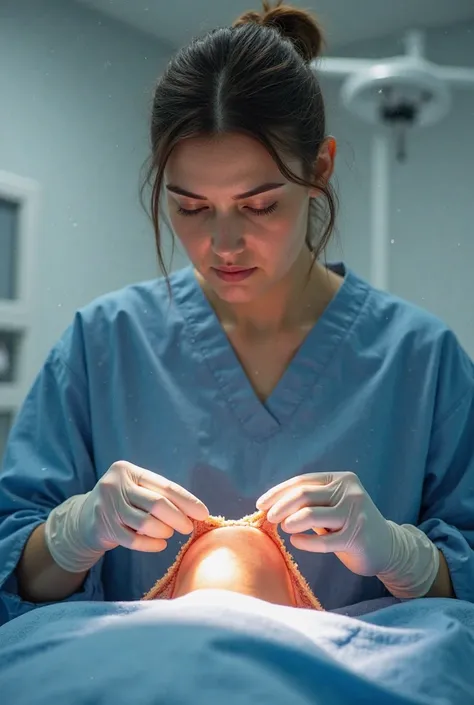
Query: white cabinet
0 171 39 463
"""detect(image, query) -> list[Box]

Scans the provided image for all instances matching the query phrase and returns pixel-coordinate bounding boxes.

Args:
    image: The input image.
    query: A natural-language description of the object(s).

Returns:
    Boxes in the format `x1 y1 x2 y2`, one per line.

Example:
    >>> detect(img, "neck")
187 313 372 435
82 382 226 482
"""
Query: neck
201 251 341 335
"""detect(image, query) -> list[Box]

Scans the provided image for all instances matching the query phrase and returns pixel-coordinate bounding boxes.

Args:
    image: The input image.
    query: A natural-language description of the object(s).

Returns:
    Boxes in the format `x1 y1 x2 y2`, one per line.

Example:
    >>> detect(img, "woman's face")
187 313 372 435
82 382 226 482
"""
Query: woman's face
165 133 334 304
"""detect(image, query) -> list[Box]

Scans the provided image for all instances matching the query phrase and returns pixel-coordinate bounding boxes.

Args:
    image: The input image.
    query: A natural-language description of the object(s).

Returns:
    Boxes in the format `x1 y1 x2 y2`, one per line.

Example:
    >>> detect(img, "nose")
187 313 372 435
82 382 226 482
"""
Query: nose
211 216 245 258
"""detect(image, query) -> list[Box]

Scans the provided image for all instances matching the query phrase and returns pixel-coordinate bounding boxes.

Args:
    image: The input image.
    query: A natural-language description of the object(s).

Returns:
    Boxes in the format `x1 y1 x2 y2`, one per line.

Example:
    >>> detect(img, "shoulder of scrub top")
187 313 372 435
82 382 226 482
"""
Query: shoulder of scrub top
52 265 195 378
355 277 474 426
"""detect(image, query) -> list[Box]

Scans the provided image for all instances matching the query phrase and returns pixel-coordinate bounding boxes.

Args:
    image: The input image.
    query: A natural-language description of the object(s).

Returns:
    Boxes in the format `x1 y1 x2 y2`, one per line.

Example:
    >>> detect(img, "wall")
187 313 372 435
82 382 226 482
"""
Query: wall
323 21 474 355
0 0 186 393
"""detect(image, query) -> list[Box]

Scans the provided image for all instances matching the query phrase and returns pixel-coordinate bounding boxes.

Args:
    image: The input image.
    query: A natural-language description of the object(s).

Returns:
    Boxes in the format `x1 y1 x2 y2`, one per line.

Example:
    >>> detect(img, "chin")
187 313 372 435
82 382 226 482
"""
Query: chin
201 270 263 304
213 286 257 304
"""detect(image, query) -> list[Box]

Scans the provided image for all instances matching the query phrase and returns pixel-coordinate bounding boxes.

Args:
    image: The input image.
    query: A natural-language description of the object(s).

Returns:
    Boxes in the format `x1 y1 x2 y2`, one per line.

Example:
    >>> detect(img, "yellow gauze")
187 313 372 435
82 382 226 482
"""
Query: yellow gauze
142 510 323 611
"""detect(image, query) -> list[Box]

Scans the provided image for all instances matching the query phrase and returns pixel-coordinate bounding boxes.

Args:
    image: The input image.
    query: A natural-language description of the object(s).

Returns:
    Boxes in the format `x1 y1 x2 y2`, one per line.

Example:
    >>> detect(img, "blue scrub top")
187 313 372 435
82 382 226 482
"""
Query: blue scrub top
1 263 473 623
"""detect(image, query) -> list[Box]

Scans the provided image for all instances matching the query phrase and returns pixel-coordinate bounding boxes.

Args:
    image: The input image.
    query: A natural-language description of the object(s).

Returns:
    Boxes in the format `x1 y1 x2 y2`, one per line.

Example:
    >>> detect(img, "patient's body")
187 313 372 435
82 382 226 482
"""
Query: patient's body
143 510 323 610
172 525 296 607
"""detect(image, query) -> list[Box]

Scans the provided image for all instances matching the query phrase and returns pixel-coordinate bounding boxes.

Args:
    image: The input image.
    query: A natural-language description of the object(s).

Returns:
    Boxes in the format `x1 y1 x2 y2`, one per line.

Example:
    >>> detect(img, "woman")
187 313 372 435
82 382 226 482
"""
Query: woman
0 1 473 624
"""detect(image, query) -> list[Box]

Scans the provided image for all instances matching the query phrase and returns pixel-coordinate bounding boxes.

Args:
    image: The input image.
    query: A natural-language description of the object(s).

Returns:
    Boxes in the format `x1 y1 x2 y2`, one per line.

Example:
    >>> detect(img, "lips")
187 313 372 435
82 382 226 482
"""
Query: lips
215 266 252 273
212 266 257 283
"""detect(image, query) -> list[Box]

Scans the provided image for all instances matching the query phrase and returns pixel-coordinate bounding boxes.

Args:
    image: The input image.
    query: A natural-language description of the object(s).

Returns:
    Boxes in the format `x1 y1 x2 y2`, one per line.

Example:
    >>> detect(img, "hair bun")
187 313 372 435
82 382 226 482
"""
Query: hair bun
233 1 325 62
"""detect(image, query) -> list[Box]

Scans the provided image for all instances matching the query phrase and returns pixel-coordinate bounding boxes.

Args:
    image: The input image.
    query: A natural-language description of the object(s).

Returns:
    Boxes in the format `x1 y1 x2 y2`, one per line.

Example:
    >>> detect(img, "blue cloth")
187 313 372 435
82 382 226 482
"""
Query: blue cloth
0 591 473 704
1 263 474 623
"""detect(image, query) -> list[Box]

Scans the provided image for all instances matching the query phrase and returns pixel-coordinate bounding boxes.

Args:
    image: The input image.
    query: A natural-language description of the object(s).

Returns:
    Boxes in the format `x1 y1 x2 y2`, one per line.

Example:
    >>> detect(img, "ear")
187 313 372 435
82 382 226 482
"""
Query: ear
309 136 337 198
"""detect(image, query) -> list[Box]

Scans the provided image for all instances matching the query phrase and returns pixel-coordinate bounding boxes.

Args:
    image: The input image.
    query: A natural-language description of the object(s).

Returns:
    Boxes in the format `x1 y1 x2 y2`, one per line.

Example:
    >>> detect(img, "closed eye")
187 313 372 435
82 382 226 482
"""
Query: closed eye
246 203 278 216
177 206 207 216
177 203 278 217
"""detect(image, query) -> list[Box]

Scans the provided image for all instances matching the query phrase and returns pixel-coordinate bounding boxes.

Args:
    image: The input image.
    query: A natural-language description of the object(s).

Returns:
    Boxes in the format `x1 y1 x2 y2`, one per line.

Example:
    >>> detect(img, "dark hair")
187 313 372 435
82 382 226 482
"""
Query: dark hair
140 0 338 276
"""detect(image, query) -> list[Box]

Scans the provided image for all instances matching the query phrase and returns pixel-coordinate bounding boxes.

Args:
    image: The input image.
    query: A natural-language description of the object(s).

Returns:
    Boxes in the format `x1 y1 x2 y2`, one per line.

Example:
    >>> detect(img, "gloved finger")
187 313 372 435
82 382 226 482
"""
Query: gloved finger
281 506 345 534
289 530 346 554
135 467 209 521
113 522 169 553
257 472 338 511
120 503 175 539
266 484 335 524
127 484 194 535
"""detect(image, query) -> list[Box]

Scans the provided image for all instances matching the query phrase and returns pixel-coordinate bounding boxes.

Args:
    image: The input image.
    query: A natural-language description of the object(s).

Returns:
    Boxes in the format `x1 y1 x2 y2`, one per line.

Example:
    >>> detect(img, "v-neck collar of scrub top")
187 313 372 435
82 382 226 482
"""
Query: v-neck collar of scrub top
171 263 370 442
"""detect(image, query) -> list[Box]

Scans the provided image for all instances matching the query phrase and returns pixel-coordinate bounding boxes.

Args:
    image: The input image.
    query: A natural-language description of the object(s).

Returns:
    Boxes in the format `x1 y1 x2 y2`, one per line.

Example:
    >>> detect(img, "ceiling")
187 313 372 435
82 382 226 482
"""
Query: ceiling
74 0 474 52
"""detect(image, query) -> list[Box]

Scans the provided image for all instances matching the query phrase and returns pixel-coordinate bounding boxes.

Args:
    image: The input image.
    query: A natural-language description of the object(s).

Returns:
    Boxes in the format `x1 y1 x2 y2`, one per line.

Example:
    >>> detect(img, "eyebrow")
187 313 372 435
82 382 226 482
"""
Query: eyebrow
165 182 285 201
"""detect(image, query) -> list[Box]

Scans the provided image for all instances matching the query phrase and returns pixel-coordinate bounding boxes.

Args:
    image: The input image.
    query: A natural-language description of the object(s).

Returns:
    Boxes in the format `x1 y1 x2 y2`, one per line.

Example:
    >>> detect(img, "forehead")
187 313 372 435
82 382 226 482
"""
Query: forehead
180 524 289 572
165 133 297 191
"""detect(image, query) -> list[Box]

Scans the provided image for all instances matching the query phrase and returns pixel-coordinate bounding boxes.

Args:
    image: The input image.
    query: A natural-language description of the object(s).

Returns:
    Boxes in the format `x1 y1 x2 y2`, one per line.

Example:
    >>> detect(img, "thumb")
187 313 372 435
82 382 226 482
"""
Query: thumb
289 531 343 554
114 523 169 553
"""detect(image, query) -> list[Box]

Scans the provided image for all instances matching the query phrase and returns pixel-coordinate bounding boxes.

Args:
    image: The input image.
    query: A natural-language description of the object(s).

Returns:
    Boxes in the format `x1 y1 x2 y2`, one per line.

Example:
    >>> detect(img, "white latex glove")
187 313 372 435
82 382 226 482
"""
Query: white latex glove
257 471 440 599
45 461 209 573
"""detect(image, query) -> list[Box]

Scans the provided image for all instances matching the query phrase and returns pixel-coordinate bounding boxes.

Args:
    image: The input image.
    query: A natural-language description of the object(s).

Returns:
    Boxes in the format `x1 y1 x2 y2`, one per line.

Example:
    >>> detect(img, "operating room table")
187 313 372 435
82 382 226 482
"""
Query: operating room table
0 590 473 704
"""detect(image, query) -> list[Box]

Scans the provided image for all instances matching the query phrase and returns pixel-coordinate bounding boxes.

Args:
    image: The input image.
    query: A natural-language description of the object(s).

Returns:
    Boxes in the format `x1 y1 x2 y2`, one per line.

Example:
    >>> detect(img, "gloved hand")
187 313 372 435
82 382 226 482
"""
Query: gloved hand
45 461 209 573
257 471 440 599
